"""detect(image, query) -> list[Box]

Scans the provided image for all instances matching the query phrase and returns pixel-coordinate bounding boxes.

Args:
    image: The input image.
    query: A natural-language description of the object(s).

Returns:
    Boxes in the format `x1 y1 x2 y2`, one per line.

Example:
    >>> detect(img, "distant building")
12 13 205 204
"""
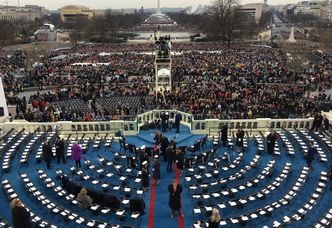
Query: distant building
294 1 322 17
139 0 178 30
59 5 94 23
0 5 46 21
236 3 266 24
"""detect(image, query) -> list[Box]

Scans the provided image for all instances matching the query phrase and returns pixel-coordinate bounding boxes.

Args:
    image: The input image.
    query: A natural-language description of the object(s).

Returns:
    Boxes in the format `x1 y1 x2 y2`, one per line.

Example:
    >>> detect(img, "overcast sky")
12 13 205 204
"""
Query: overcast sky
10 0 300 10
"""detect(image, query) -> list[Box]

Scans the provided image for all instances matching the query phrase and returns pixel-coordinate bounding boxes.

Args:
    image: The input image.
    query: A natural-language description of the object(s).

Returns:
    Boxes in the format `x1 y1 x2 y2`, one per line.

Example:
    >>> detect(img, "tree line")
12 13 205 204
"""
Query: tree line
0 0 273 46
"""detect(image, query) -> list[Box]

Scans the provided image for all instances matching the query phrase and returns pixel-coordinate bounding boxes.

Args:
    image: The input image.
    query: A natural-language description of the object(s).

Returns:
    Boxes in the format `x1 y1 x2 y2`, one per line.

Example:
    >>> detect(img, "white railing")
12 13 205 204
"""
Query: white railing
0 110 313 137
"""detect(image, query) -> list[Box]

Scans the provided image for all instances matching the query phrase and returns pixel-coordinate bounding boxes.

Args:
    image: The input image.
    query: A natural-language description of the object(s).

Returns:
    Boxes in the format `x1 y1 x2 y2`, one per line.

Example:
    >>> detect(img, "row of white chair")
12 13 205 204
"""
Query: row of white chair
188 154 262 195
191 160 276 199
272 171 329 227
192 162 291 213
20 173 112 228
2 132 29 172
298 130 328 162
216 166 310 226
1 179 57 227
313 207 332 228
20 132 44 164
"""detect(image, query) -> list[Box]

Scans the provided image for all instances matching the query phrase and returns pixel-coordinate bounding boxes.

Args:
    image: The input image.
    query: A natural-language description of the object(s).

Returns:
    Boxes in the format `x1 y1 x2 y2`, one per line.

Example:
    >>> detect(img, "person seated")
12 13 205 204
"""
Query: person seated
76 188 93 209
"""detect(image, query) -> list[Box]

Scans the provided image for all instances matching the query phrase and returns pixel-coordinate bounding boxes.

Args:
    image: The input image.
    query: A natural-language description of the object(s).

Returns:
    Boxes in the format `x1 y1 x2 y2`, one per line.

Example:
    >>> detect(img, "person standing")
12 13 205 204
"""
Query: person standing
76 188 93 209
152 155 160 186
42 140 52 169
235 127 245 153
160 135 169 162
169 136 177 151
55 137 66 164
166 145 175 172
175 112 182 133
10 198 31 228
161 111 167 132
153 144 160 158
154 130 162 145
221 125 228 147
165 112 170 130
306 141 317 171
175 148 184 176
141 161 150 192
139 145 148 170
266 130 277 154
168 179 183 218
323 115 330 131
328 165 332 191
71 142 82 168
208 208 221 228
310 112 323 132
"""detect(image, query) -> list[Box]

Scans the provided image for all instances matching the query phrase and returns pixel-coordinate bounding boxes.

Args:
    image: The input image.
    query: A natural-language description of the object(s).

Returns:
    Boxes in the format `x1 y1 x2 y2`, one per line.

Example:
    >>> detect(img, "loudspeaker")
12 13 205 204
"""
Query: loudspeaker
0 107 4 117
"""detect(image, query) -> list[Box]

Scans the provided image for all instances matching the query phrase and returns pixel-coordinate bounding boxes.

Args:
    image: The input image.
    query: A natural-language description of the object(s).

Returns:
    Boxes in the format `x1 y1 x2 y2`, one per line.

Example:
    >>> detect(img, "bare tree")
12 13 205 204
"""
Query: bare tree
207 0 239 43
0 20 16 45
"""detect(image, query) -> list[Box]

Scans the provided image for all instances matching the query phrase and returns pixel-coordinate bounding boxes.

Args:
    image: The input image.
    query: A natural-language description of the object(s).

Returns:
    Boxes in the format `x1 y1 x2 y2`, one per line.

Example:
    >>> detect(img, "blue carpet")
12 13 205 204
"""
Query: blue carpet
0 127 331 228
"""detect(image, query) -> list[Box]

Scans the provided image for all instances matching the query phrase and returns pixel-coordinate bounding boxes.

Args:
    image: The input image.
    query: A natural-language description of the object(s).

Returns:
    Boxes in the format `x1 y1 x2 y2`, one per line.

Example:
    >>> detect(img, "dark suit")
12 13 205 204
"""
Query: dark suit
12 206 31 228
175 113 182 133
236 130 245 148
141 167 149 188
166 147 175 172
42 143 52 169
221 125 228 147
168 183 182 212
161 137 169 161
267 133 277 154
55 139 65 164
176 151 184 171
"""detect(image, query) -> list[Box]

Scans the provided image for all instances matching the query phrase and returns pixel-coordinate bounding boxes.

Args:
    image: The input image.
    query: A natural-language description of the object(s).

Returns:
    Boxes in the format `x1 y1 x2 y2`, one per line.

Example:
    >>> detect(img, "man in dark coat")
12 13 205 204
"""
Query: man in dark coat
175 148 184 175
160 135 169 162
168 179 183 218
306 141 317 171
235 127 245 152
175 112 182 133
166 145 175 172
323 115 329 131
42 140 52 169
221 124 228 147
139 145 148 170
141 161 149 192
55 137 66 164
161 112 167 132
310 112 323 132
152 155 161 185
267 130 277 154
11 198 31 228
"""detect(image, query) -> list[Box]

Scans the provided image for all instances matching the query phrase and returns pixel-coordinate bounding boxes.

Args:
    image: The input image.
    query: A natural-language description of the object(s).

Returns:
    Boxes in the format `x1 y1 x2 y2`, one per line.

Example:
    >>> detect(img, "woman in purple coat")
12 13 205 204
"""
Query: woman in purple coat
71 142 82 168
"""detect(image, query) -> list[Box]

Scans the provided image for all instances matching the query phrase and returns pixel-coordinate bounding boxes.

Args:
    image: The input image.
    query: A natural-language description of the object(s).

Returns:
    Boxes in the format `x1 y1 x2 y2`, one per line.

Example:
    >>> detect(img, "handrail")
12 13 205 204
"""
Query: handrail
0 110 314 137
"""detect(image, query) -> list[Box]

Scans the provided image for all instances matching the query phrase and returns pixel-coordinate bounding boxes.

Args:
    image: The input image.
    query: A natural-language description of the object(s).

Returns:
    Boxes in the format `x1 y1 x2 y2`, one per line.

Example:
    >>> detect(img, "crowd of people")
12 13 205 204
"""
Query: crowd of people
1 42 331 122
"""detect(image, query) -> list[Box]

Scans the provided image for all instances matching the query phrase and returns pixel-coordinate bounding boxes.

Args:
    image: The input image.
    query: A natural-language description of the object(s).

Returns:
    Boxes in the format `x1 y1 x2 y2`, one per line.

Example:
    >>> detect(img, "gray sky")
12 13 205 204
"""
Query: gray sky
10 0 300 10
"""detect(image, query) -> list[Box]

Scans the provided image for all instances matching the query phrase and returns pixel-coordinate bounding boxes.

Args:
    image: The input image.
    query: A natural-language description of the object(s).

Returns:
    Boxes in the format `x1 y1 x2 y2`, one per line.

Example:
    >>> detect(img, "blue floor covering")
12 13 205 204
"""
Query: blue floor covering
0 126 331 228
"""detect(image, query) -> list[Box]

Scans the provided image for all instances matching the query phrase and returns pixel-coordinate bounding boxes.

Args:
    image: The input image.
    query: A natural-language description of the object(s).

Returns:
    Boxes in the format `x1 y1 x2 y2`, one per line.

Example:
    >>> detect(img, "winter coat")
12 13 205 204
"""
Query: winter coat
42 143 52 162
168 183 182 210
12 206 31 228
76 193 93 209
71 143 82 161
